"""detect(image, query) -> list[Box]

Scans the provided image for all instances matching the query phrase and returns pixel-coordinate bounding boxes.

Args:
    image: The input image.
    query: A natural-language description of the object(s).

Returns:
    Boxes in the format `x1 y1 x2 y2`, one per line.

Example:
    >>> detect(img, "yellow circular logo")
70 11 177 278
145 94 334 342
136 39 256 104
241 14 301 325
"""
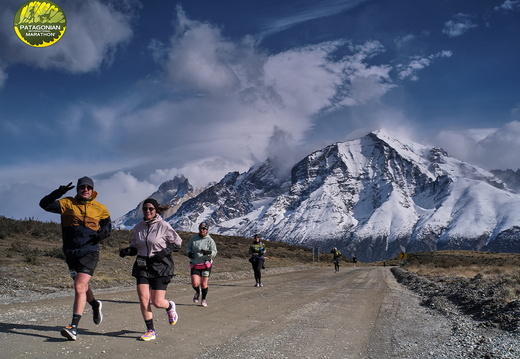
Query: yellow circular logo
13 1 67 47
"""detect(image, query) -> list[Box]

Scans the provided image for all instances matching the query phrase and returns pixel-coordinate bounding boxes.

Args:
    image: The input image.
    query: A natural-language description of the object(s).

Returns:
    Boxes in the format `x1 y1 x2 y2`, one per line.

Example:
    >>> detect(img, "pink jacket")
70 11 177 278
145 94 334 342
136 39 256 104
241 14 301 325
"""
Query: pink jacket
130 215 182 258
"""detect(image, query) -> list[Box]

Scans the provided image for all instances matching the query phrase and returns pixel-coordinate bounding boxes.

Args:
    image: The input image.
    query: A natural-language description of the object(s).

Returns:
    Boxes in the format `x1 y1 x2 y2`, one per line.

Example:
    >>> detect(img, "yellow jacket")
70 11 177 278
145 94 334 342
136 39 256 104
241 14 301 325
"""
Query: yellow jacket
40 190 111 258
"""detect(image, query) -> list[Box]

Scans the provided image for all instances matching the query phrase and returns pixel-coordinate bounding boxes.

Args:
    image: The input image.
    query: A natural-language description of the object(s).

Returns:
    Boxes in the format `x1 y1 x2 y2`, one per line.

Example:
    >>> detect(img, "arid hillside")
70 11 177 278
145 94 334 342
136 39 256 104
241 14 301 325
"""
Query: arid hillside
0 216 336 297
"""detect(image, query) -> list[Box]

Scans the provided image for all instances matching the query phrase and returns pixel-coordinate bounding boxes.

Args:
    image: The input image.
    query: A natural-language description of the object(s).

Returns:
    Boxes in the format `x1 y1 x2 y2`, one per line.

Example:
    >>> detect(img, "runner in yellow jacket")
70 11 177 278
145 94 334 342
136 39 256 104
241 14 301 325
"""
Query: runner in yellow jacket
40 176 111 341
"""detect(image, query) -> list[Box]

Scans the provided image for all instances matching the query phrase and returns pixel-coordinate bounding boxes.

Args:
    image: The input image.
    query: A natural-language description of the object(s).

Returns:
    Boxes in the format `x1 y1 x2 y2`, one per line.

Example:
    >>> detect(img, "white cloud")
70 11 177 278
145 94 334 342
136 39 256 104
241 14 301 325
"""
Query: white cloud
54 102 123 146
0 0 137 88
122 8 401 174
394 34 416 50
163 5 243 96
397 50 452 81
95 171 157 220
494 0 520 12
149 156 251 190
263 42 344 115
478 122 520 169
434 122 520 170
257 0 370 40
342 103 416 143
0 68 7 88
53 1 137 73
443 13 478 38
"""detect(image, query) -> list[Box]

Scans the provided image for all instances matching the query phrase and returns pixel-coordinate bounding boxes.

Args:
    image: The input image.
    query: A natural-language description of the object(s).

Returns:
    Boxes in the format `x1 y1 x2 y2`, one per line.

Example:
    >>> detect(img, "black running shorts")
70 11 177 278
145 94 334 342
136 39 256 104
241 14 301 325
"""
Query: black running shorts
190 267 212 277
65 251 99 277
136 276 171 291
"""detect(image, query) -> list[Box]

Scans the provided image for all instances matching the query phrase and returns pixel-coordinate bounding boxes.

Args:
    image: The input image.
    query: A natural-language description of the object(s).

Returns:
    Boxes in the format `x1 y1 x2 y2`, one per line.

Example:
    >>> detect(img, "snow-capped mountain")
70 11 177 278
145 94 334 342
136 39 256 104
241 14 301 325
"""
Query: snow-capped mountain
116 131 520 262
491 169 520 193
113 175 199 229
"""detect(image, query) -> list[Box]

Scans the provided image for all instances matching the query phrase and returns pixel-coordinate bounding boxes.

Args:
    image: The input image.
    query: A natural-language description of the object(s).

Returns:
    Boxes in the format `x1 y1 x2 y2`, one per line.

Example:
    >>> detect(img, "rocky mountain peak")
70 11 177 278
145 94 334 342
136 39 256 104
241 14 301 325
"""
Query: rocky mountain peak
115 132 520 262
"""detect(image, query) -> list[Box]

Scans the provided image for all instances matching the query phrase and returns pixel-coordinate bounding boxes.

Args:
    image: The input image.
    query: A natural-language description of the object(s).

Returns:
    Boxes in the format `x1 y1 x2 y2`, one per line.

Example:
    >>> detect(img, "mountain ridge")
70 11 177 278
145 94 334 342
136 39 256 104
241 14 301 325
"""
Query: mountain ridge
116 130 520 262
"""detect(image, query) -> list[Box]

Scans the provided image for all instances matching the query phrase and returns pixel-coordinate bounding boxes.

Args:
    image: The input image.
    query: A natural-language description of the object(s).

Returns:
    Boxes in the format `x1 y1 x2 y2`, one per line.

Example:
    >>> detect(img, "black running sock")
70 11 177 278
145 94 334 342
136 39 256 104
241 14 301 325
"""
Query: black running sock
145 319 154 331
88 299 100 310
193 286 200 293
201 287 208 300
166 302 172 311
71 313 82 327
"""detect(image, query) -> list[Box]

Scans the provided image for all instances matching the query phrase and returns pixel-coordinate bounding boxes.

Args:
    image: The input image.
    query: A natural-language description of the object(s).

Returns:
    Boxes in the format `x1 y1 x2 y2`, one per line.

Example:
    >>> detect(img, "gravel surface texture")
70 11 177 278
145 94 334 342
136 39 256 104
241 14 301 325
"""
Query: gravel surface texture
0 265 518 359
391 267 519 359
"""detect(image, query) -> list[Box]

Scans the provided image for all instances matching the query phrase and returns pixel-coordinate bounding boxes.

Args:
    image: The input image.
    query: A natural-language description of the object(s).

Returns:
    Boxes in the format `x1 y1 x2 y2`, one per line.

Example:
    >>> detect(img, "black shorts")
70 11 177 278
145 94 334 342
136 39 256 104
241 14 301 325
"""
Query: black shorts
136 276 171 291
66 251 99 277
190 267 212 277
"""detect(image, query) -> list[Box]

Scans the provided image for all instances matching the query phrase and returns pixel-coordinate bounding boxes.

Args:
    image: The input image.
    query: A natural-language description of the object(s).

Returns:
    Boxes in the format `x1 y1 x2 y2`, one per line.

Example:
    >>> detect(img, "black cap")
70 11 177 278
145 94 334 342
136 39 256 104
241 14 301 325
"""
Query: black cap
143 198 160 211
77 176 94 189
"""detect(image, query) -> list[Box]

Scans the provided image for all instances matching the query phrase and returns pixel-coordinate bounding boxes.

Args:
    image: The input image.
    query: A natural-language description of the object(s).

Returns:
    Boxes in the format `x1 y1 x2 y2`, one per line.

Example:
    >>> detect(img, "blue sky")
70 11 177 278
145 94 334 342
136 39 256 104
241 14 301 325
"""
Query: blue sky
1 0 520 221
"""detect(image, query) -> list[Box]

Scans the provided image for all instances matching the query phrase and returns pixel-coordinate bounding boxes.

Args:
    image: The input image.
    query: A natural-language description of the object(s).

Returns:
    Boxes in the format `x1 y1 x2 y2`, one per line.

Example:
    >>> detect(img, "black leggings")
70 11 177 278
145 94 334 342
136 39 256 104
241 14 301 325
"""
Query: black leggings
251 258 263 283
333 259 340 271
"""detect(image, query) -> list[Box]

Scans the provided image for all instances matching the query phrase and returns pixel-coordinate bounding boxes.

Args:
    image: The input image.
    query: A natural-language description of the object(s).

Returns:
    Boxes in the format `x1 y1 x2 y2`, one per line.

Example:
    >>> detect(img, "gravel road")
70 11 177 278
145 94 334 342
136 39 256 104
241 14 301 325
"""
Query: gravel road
0 266 518 358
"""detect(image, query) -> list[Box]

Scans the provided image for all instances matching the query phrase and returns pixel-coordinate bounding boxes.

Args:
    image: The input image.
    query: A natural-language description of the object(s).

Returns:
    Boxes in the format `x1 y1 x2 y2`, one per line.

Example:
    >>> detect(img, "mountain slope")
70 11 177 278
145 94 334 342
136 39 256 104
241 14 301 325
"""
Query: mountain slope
113 175 199 229
491 169 520 193
117 131 520 262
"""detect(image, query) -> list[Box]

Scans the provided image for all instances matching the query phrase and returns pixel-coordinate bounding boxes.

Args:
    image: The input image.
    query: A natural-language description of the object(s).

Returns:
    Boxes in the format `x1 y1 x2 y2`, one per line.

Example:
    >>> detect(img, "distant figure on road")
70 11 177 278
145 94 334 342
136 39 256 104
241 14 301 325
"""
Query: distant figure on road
352 255 358 267
119 198 182 341
331 247 342 272
186 222 218 307
248 234 266 287
39 176 111 341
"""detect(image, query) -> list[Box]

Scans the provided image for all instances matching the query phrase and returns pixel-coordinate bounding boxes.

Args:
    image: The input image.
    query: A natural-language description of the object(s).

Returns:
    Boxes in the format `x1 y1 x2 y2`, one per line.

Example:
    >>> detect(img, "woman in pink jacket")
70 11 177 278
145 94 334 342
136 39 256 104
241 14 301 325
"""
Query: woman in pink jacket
119 198 182 341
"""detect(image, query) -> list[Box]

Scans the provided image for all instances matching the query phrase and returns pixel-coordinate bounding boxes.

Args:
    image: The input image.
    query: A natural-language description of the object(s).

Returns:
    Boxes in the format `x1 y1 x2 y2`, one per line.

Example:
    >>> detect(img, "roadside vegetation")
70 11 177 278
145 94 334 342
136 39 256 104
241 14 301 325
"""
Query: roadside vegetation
382 251 520 303
0 216 335 293
384 251 520 332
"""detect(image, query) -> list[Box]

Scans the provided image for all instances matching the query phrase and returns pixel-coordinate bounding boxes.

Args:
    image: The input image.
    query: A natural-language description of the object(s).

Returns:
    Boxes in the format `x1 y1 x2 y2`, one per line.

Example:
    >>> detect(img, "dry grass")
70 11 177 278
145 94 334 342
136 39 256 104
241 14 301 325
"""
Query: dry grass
412 264 518 278
0 217 336 292
1 216 518 301
398 250 519 276
383 250 520 302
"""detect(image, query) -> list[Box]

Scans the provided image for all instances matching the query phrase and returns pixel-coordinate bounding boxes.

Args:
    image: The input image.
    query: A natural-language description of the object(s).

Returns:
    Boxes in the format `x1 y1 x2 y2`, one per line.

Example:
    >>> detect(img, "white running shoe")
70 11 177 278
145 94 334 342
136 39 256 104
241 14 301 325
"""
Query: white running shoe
167 301 178 325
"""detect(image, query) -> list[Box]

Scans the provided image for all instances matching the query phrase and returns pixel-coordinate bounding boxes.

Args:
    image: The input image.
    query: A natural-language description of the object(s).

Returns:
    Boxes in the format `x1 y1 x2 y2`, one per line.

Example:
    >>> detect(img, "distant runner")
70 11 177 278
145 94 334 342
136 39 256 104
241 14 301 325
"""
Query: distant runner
186 222 218 307
248 234 266 287
330 247 342 272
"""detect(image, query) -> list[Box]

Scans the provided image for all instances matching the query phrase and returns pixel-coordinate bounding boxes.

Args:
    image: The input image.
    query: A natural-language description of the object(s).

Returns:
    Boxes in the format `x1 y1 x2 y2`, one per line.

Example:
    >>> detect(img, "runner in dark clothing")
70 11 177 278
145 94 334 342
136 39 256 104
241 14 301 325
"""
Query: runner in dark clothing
249 234 266 287
331 247 342 272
